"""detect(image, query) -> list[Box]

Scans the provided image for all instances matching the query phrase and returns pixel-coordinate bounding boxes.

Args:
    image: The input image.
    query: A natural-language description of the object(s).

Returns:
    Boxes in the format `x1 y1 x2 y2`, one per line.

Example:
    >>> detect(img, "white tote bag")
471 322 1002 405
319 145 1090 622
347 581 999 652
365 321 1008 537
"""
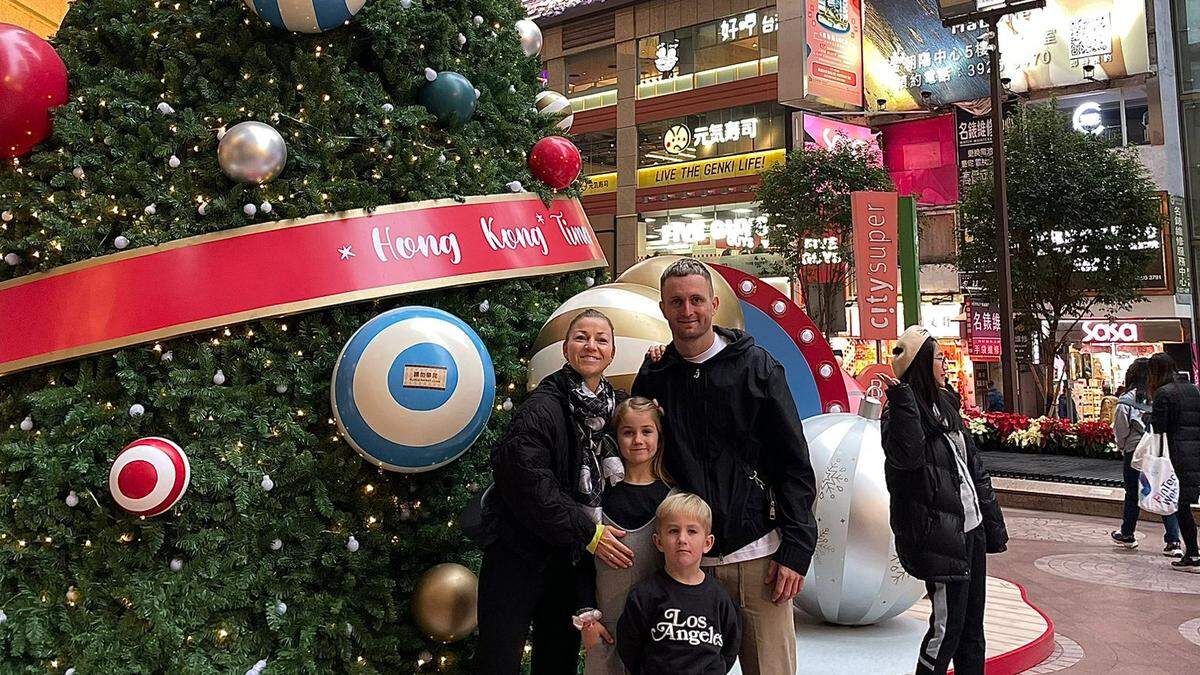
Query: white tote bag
1138 437 1180 516
1131 431 1161 472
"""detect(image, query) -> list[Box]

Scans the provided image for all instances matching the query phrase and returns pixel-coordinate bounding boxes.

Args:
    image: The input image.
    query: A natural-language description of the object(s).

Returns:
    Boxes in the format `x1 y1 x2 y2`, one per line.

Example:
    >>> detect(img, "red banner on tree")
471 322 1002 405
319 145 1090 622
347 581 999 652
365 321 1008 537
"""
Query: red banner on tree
965 298 1002 362
0 194 607 376
851 191 899 340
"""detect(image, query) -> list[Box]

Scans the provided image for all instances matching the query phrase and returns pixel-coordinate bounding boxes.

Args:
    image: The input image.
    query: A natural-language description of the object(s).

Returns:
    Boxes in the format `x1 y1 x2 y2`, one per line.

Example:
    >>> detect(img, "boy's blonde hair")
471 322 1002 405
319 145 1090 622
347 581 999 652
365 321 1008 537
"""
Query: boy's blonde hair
655 492 712 535
613 396 671 484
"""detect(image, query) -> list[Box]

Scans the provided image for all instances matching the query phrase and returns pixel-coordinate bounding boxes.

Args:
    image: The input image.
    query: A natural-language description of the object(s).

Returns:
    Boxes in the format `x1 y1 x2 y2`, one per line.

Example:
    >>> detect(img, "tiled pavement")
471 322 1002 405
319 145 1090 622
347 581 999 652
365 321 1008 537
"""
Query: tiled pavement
995 507 1200 673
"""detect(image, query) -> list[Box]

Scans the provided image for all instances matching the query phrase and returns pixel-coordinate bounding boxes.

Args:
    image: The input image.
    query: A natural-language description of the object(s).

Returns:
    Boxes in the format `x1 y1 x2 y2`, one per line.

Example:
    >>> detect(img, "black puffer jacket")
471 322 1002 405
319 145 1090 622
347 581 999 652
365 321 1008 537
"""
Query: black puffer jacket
485 369 625 563
1151 379 1200 490
632 327 817 574
881 384 1008 582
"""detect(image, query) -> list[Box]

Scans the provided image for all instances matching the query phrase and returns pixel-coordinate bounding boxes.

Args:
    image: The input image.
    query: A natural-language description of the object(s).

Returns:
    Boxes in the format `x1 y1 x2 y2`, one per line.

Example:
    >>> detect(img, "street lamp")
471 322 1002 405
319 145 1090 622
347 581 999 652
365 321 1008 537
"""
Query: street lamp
939 0 1045 413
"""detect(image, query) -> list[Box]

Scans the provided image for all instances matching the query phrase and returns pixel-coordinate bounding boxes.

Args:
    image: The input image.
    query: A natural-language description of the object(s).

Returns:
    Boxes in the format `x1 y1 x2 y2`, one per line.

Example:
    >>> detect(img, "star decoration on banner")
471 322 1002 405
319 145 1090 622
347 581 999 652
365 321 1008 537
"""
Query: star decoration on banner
338 245 356 260
536 214 545 224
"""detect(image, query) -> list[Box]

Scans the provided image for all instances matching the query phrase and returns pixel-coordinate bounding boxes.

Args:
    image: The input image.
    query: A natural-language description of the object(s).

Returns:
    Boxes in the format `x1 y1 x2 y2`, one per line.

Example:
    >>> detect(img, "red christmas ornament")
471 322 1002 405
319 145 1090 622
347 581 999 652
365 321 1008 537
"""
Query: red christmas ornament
0 24 69 159
108 437 191 516
528 136 582 191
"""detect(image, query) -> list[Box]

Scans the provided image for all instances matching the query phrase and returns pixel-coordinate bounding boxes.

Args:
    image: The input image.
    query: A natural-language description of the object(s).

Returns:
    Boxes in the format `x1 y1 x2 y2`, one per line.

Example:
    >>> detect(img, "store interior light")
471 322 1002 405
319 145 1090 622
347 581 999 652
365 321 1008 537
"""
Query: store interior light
682 213 705 219
732 208 753 214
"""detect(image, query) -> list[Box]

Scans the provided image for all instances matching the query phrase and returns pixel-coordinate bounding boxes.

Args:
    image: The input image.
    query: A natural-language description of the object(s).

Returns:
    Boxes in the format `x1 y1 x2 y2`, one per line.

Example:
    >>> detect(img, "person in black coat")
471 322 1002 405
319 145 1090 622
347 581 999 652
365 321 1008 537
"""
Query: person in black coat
1147 352 1200 570
880 326 1008 675
476 309 632 674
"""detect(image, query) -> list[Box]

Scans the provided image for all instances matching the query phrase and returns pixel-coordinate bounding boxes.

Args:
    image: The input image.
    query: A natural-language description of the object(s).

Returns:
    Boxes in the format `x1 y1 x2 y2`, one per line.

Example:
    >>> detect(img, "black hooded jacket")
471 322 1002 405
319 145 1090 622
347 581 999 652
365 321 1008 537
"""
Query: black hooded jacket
881 383 1008 582
485 369 625 563
1151 379 1200 490
632 327 818 574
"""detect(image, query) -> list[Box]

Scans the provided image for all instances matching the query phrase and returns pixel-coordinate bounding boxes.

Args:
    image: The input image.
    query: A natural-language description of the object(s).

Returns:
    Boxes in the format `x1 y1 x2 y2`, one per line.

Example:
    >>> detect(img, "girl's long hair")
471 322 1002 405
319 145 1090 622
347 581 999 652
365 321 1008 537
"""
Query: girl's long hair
613 396 672 485
1123 358 1150 403
899 338 961 436
1146 353 1178 400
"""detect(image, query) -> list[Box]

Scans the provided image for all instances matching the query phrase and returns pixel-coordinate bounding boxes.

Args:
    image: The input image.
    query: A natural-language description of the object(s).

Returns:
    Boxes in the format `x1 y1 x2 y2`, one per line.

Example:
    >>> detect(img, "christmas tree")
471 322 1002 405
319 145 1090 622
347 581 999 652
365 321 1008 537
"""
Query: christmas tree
0 1 591 672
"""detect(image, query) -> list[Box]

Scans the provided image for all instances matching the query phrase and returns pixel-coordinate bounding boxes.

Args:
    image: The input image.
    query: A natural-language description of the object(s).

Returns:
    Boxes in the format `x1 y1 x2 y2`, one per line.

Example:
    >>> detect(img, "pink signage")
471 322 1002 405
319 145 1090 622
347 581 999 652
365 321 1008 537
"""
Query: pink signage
800 113 880 162
880 113 959 206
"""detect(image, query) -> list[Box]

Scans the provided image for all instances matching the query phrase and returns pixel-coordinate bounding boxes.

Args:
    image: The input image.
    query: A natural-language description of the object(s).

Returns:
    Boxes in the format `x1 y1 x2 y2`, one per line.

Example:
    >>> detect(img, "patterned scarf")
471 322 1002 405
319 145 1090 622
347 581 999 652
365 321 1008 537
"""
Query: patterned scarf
562 364 623 520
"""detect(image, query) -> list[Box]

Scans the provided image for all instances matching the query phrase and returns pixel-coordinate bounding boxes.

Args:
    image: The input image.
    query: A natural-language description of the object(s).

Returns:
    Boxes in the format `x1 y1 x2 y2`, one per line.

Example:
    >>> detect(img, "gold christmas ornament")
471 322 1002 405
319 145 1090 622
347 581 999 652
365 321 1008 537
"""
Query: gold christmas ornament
412 563 478 643
534 90 574 132
616 256 744 331
527 283 674 393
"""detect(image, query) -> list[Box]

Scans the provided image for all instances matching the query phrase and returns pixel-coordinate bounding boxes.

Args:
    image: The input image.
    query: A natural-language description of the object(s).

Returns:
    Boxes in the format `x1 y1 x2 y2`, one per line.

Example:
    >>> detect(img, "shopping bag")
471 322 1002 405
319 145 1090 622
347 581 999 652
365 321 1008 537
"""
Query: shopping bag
1138 439 1180 516
1131 431 1162 472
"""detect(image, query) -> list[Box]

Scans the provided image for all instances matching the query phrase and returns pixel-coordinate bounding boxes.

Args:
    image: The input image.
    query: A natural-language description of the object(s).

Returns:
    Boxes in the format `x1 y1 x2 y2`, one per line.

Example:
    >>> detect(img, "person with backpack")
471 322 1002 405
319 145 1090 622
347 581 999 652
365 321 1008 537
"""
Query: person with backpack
1110 358 1182 556
1146 353 1200 572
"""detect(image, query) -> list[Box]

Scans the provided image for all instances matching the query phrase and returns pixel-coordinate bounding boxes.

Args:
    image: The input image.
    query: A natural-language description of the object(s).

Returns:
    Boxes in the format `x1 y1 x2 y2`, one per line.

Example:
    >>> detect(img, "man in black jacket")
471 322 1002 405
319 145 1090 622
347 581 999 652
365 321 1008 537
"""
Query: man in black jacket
633 258 817 675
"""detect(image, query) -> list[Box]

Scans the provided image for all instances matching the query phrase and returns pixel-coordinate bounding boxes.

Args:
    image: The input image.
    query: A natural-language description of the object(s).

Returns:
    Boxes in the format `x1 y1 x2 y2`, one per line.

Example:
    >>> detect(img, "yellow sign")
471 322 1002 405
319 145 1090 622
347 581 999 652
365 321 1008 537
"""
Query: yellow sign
637 149 785 189
581 172 617 196
0 0 70 36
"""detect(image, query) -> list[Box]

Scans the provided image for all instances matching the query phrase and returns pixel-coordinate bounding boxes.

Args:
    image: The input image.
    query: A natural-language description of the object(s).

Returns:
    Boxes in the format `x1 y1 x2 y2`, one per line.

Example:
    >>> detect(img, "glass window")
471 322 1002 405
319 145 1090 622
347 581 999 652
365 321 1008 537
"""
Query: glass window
1185 100 1200 229
1054 96 1129 147
641 202 773 258
1123 97 1149 146
637 6 779 99
637 102 787 167
1177 0 1200 95
566 46 618 98
575 130 617 176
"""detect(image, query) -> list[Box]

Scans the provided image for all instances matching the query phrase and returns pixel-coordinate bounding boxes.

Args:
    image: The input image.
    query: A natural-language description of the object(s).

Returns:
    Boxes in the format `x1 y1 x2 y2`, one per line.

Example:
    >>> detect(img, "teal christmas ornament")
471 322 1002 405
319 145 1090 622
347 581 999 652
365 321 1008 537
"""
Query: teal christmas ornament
419 71 477 126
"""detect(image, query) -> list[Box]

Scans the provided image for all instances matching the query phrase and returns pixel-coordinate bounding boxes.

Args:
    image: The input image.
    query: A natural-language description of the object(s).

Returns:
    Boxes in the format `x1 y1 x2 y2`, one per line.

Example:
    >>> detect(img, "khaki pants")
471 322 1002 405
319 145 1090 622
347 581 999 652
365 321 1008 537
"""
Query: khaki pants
707 556 797 675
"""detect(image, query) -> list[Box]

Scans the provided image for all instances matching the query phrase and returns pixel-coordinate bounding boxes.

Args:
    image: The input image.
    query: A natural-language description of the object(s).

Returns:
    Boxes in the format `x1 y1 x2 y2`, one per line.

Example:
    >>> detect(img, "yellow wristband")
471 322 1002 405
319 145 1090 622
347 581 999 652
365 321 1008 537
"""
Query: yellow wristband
586 523 605 554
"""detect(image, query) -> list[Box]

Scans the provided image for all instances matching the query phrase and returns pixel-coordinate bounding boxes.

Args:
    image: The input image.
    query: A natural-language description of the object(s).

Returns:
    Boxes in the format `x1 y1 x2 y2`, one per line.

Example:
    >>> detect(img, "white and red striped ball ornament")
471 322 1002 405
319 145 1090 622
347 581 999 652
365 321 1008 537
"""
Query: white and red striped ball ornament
108 437 191 516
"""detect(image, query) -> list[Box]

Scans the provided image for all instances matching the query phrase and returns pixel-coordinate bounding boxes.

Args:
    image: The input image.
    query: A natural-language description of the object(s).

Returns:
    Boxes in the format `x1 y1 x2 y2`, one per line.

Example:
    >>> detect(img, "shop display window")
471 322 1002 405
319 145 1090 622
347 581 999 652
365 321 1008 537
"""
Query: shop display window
636 102 787 168
637 6 779 99
566 46 618 111
575 130 617 176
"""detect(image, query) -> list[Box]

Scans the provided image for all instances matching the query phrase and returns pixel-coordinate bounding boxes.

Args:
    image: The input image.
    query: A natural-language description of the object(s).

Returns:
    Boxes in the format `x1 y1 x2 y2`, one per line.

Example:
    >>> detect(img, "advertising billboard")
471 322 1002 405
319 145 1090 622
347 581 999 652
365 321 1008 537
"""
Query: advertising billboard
864 0 1150 111
781 0 865 110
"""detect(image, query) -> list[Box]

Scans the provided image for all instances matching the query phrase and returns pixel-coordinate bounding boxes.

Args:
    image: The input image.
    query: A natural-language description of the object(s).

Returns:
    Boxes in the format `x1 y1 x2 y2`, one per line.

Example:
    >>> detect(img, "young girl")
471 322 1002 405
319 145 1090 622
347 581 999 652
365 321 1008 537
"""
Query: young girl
576 396 672 675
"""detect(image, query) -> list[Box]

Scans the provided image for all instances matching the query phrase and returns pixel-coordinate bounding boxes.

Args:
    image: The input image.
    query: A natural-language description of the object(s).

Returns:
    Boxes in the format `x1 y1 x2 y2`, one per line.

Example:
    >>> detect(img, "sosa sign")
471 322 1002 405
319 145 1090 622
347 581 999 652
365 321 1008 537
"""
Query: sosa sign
1081 321 1139 343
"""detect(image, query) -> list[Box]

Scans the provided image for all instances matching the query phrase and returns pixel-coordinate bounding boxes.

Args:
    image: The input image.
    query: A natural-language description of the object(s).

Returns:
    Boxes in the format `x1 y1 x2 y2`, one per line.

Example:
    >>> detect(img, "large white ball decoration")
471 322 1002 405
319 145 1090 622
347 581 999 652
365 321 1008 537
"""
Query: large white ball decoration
794 399 926 625
108 437 191 517
534 90 574 132
243 0 367 33
527 283 673 394
332 307 496 473
515 19 543 57
217 121 288 184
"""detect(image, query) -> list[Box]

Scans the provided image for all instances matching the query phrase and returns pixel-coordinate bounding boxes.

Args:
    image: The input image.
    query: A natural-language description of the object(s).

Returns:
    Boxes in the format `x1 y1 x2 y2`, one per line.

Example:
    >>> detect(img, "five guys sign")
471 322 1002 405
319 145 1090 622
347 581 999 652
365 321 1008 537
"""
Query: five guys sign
852 192 900 340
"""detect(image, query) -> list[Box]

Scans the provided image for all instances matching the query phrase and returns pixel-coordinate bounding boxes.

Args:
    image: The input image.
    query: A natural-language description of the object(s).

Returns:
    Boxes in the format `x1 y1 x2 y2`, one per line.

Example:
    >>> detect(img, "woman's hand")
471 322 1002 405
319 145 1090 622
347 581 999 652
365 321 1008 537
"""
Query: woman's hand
582 622 614 650
645 344 667 362
594 526 634 569
878 373 901 388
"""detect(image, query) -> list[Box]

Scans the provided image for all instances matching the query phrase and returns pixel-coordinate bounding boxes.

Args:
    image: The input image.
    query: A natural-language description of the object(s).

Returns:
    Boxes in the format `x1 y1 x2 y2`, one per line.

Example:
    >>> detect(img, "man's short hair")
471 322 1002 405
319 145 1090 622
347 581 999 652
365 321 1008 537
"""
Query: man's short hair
655 492 713 535
659 258 714 295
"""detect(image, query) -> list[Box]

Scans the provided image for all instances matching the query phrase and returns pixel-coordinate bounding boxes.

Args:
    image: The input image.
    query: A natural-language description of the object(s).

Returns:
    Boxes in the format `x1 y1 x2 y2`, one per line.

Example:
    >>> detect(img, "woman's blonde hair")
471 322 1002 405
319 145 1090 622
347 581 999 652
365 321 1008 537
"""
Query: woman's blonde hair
613 396 671 485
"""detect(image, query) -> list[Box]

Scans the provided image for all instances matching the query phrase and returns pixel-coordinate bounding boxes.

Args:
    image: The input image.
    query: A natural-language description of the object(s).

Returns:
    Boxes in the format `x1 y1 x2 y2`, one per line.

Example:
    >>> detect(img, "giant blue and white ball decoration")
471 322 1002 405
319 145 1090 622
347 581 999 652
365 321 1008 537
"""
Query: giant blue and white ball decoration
332 307 495 473
243 0 367 33
794 398 926 625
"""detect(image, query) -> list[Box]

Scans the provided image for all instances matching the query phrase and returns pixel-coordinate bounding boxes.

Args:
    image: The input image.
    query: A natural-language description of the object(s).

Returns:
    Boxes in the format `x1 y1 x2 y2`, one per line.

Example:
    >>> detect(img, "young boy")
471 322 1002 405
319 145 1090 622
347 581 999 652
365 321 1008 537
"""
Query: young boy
616 493 740 675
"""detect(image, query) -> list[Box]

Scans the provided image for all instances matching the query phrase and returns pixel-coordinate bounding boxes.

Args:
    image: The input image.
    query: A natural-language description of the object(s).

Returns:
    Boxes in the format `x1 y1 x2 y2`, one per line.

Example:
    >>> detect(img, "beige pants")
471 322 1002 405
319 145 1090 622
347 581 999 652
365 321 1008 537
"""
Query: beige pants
708 556 797 675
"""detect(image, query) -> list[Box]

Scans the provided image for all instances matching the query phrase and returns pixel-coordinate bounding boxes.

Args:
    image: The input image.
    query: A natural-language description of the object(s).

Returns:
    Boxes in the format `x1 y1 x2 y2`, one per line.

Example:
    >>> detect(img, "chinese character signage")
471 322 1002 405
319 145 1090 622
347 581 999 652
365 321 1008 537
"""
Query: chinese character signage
781 0 864 110
851 191 899 340
955 107 993 188
865 0 1149 111
719 9 779 43
689 118 760 149
965 298 1002 362
1169 195 1192 297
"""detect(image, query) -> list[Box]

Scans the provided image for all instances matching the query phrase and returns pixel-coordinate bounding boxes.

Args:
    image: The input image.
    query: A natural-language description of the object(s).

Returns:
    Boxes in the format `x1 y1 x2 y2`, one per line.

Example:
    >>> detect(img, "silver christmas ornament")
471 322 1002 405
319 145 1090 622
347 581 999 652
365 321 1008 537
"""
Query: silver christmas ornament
65 491 79 507
4 253 20 266
505 180 524 192
0 610 6 624
261 474 274 492
382 103 394 113
457 33 466 45
346 536 360 552
479 300 490 312
170 558 184 572
143 204 156 216
270 538 283 551
399 0 411 7
217 121 288 184
72 167 84 179
243 203 257 216
114 236 130 250
794 398 926 625
1 210 11 222
213 369 227 386
161 350 174 362
20 416 33 432
168 155 181 169
260 201 273 214
275 601 287 615
502 398 513 411
423 67 437 81
585 276 595 287
275 383 288 394
129 403 145 417
197 202 208 216
473 15 483 25
515 19 543 57
156 102 175 115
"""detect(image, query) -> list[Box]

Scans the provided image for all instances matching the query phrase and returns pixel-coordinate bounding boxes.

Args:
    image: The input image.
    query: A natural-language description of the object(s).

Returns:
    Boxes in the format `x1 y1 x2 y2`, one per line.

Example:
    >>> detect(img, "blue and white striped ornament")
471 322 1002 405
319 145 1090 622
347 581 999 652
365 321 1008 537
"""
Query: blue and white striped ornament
244 0 367 33
331 307 495 473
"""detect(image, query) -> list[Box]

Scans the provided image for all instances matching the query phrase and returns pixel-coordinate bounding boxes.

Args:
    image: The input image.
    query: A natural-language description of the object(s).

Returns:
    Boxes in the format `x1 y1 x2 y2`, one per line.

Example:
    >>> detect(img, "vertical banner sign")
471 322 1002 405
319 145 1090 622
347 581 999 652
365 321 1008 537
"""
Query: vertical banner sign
1169 195 1192 297
955 106 993 188
803 0 864 109
897 196 921 328
964 298 1002 362
852 191 899 340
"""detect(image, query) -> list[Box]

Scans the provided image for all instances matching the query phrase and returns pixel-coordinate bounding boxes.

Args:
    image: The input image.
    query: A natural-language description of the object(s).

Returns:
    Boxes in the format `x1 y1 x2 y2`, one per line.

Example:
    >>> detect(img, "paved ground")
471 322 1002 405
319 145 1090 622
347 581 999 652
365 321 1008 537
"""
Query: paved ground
995 507 1200 673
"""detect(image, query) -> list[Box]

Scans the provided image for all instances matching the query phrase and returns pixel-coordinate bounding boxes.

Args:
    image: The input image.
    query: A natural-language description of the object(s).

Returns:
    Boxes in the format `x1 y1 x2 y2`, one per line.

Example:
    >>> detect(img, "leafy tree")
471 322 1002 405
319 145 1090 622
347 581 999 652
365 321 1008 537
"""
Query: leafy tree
757 143 894 337
0 0 584 672
958 102 1162 413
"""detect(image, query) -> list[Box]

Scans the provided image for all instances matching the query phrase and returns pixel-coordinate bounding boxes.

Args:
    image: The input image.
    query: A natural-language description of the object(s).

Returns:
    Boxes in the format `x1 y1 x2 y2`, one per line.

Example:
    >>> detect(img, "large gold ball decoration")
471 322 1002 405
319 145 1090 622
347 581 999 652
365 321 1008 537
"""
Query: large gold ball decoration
616 256 744 330
412 563 479 643
527 283 674 393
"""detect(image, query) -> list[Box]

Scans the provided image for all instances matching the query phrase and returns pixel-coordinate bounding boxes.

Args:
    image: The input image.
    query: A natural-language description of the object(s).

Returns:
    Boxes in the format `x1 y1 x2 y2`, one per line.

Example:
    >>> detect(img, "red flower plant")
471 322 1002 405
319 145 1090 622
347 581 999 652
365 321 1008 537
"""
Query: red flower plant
1076 421 1115 447
983 412 1031 441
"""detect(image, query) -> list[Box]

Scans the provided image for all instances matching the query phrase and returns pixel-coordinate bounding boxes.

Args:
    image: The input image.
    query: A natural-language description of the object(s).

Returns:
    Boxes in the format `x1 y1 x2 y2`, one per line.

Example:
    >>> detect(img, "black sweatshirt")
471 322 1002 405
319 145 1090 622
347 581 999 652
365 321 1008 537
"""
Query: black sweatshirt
616 569 740 675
